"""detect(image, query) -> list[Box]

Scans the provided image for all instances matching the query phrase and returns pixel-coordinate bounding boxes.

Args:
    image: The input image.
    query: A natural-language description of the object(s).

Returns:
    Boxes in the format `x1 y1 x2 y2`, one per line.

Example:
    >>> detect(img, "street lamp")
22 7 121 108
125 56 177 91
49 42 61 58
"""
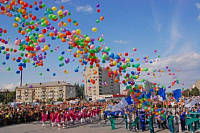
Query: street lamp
83 73 91 100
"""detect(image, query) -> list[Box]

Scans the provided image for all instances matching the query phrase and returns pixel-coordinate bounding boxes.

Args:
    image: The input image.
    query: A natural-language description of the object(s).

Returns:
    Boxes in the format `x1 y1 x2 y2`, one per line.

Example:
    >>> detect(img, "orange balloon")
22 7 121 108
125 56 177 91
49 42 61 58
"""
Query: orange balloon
21 30 25 35
68 18 71 23
34 1 37 5
60 6 64 9
61 38 66 42
96 63 100 67
49 32 54 37
20 1 24 5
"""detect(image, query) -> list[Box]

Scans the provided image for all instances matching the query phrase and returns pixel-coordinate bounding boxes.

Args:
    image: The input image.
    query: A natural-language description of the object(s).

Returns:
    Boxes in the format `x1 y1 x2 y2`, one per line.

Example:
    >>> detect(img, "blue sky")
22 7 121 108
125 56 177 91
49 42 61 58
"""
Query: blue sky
0 0 200 92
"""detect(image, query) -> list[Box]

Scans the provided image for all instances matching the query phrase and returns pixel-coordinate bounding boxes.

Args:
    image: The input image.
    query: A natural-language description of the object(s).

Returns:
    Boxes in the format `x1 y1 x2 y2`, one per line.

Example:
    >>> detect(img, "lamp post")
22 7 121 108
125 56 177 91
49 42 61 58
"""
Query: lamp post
83 73 91 100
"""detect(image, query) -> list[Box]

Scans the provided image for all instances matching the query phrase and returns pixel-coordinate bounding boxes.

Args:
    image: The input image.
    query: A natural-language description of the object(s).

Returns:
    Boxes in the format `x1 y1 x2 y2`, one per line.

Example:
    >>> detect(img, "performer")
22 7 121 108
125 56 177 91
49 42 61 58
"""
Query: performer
41 110 47 128
168 112 174 133
147 112 154 133
49 111 55 128
140 111 145 131
180 110 186 131
124 110 128 130
186 110 194 133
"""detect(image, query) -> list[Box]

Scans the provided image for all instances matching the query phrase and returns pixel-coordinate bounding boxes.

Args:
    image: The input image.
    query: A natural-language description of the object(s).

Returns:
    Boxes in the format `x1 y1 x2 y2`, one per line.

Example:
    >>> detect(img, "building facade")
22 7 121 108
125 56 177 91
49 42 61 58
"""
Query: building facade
83 67 120 101
15 81 76 103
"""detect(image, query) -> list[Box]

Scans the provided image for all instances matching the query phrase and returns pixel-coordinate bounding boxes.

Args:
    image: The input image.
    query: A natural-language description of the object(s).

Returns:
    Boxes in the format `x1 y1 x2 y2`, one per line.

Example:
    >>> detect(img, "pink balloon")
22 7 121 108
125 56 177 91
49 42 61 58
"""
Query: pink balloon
90 45 95 49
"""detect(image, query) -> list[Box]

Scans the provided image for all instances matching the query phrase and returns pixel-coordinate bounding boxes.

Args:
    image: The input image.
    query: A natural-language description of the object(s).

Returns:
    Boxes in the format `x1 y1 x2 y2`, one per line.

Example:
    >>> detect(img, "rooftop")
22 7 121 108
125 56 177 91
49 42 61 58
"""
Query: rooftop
16 81 73 89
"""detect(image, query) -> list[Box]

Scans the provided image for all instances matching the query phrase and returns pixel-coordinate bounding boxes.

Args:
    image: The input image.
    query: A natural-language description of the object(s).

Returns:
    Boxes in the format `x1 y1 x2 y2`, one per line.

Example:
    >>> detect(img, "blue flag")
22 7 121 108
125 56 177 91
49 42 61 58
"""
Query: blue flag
125 96 133 105
147 92 151 98
173 89 182 102
158 88 166 100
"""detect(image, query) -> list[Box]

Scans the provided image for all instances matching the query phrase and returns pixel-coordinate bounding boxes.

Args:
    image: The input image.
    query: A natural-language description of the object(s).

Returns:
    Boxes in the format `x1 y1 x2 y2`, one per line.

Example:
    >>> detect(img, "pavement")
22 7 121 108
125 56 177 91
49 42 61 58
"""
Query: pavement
0 121 200 133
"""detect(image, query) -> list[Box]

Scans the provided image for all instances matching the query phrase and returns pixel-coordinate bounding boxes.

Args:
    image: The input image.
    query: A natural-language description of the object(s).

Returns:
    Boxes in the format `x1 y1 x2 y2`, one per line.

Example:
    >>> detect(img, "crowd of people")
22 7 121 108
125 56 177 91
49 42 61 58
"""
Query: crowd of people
0 98 199 133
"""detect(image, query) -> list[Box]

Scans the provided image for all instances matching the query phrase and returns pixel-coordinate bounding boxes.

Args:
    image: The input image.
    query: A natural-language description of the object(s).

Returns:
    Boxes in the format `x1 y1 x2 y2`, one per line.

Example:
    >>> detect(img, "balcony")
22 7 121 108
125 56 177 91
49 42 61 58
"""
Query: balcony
49 95 53 98
58 94 63 98
42 89 46 92
58 87 63 91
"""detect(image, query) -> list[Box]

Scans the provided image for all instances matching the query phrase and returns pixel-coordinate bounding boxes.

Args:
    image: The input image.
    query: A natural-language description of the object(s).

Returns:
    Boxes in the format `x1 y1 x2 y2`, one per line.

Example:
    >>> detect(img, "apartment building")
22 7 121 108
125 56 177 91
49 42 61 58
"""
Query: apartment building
83 67 120 100
15 81 76 102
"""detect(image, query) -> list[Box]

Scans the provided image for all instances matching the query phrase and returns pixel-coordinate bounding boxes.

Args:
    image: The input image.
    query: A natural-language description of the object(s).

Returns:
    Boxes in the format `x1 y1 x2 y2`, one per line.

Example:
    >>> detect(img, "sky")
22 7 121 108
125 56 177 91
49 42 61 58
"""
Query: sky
0 0 200 93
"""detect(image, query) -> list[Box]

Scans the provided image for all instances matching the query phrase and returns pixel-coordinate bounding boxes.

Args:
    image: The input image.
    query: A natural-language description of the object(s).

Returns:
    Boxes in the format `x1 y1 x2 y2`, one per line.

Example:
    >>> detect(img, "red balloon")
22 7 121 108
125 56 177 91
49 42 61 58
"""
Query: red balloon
19 66 23 71
32 16 37 20
125 52 128 56
137 67 141 71
97 9 100 13
42 29 47 33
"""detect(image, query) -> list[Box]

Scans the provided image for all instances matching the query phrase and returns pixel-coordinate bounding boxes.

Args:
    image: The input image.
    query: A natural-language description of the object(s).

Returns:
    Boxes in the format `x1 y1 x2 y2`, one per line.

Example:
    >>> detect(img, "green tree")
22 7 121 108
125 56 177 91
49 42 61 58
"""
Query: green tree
57 98 63 102
190 87 199 96
0 94 5 103
8 91 16 102
75 83 84 98
182 89 190 97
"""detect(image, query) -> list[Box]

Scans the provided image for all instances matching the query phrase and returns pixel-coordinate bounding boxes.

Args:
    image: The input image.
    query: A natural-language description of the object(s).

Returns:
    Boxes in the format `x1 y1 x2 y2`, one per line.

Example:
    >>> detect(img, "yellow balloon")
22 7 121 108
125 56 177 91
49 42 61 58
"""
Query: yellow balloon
15 17 20 21
17 8 22 13
57 10 63 15
63 23 67 26
77 50 81 54
27 59 30 63
126 58 130 62
76 29 81 35
86 37 90 41
92 27 97 32
64 70 68 74
113 61 117 66
76 54 80 58
141 68 144 71
52 6 57 11
75 37 79 42
44 45 49 50
135 75 139 79
39 34 44 38
13 23 18 27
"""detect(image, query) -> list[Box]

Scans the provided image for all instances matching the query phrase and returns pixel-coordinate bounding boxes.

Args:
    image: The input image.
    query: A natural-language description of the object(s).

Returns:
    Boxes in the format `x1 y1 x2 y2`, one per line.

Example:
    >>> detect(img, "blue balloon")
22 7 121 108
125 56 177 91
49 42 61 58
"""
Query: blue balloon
2 62 6 65
130 58 134 62
47 68 50 71
53 73 56 76
74 69 78 72
16 70 20 74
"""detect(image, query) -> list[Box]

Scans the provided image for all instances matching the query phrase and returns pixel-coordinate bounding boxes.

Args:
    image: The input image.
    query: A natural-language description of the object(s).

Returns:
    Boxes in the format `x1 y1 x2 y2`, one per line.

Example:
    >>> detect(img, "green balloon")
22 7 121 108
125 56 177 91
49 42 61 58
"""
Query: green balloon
58 56 64 61
39 73 42 75
7 67 11 71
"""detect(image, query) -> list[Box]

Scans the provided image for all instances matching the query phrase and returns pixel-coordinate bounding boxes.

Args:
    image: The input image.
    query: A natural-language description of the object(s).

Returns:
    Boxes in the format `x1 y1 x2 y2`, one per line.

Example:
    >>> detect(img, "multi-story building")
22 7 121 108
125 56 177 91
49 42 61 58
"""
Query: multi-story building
83 67 120 101
15 81 76 103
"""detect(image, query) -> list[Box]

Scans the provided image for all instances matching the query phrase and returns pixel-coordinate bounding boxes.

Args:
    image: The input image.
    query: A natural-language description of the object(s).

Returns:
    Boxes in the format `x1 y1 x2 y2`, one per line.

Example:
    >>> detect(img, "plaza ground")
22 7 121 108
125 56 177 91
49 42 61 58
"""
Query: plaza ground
0 122 200 133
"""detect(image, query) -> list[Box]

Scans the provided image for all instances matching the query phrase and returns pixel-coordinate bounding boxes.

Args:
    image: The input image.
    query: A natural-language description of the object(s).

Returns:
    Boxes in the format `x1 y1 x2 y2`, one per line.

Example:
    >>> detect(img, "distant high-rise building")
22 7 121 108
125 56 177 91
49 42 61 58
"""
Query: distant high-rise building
83 67 120 100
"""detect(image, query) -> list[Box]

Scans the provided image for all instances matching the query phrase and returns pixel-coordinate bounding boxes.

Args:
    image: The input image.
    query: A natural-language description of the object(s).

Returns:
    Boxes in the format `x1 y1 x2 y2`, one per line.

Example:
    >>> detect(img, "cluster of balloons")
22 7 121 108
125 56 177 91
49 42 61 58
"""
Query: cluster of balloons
0 1 184 110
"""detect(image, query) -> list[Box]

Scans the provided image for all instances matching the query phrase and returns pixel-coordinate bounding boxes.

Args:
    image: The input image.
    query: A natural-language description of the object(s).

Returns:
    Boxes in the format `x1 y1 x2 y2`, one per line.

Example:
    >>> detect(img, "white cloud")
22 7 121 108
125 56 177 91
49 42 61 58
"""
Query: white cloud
76 5 93 13
61 0 70 2
0 82 20 91
114 40 129 44
0 42 18 49
196 3 200 9
139 52 200 92
164 23 181 56
150 1 162 33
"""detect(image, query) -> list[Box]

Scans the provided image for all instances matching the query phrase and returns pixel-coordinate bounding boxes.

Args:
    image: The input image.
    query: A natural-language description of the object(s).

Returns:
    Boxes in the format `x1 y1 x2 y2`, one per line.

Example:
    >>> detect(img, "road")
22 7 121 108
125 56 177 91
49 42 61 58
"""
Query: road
0 121 199 133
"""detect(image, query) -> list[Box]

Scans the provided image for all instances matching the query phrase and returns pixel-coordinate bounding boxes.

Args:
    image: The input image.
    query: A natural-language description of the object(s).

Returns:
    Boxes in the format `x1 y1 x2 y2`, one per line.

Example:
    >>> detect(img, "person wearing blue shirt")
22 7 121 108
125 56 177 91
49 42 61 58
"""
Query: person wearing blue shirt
180 110 186 131
140 111 145 131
